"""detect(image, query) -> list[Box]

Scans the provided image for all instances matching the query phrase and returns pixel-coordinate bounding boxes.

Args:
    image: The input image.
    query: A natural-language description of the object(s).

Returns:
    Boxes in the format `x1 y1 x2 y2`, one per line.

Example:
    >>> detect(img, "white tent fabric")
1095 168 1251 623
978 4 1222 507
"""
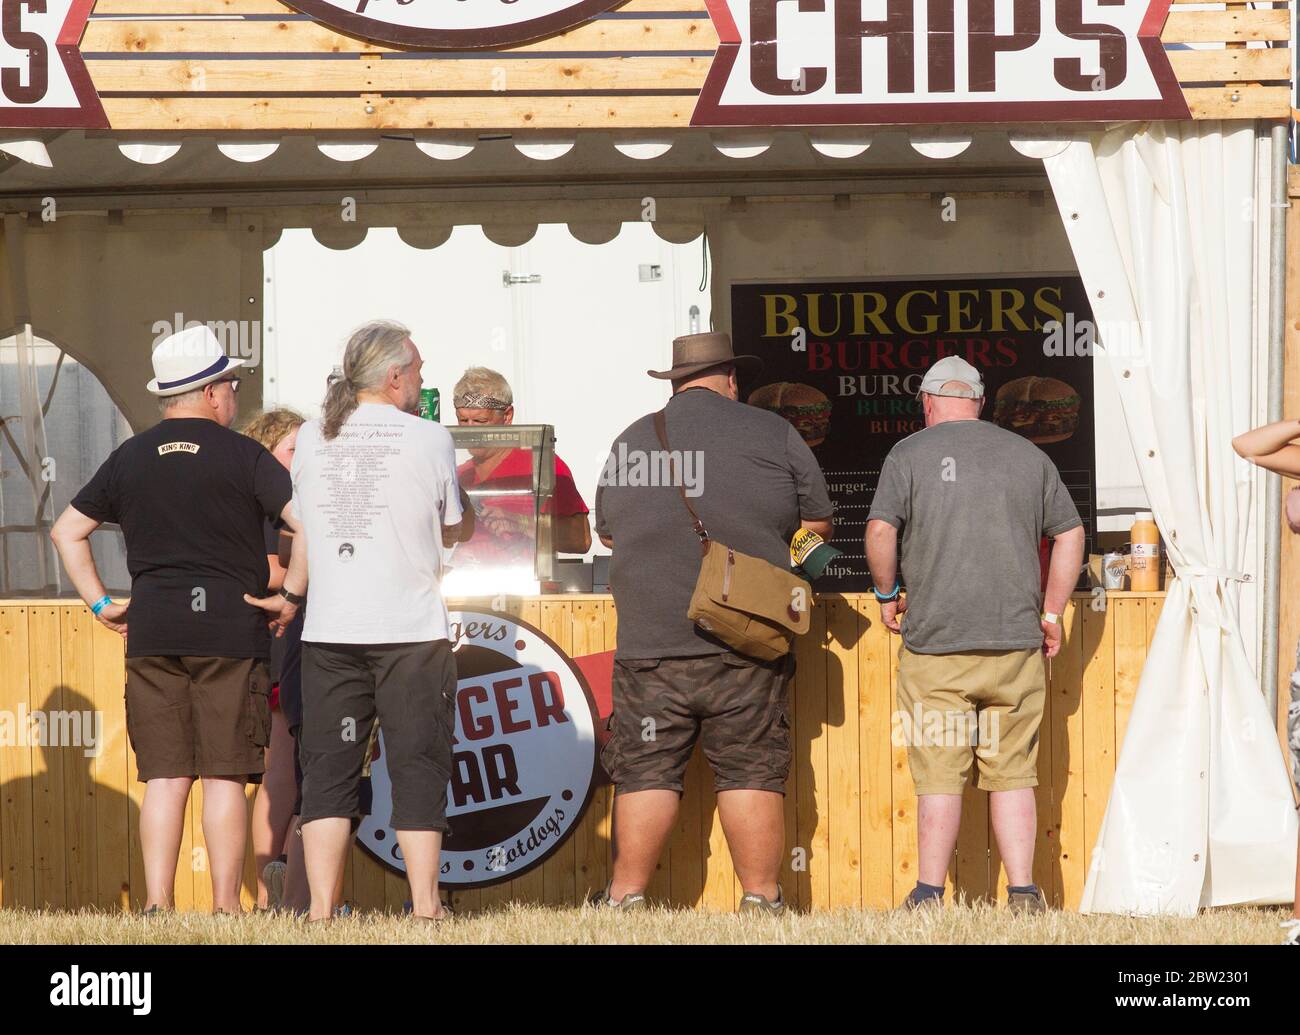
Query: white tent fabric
3 215 58 592
1042 122 1297 914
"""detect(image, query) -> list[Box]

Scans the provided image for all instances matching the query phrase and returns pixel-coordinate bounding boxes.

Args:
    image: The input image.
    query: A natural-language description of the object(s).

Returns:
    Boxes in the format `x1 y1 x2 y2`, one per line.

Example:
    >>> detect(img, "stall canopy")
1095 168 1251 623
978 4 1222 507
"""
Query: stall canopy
0 0 1294 915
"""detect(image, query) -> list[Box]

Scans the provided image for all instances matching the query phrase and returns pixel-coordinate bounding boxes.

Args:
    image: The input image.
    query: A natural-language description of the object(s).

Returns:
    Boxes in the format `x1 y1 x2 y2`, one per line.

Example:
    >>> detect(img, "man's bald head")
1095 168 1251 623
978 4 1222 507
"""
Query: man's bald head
922 380 983 426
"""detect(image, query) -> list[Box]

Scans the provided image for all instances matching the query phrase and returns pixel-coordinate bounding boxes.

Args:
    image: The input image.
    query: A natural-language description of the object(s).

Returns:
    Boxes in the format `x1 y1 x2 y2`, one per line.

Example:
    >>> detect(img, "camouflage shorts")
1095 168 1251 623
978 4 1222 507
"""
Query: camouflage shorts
601 651 795 796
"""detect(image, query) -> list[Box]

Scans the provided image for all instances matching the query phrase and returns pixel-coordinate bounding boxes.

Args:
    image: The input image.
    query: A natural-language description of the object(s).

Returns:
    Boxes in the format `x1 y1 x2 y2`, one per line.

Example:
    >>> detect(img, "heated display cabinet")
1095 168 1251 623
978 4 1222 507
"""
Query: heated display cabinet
443 424 557 596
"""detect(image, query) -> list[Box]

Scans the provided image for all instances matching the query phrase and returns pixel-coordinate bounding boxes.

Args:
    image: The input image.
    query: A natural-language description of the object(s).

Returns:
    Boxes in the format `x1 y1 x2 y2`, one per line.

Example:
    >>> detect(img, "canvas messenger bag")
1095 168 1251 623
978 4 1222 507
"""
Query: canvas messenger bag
653 407 811 661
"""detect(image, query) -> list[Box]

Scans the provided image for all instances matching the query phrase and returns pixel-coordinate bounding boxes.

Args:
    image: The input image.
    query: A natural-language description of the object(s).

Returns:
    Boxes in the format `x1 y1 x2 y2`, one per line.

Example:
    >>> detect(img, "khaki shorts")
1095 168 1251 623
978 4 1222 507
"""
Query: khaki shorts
125 655 272 782
895 646 1045 795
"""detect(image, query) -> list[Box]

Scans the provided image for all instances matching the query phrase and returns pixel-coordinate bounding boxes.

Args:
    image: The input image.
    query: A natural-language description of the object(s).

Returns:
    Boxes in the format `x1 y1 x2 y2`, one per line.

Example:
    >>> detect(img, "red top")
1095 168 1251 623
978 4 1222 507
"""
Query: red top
455 448 589 568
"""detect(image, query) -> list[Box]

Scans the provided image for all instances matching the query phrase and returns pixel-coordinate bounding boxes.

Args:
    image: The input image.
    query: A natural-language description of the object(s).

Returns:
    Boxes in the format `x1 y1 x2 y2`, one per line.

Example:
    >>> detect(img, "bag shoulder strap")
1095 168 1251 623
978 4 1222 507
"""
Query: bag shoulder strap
653 408 709 549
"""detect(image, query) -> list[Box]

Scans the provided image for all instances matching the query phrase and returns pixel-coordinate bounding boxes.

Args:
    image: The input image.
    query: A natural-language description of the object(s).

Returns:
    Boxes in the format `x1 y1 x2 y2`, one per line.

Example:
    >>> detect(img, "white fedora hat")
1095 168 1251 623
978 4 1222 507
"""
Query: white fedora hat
147 324 245 397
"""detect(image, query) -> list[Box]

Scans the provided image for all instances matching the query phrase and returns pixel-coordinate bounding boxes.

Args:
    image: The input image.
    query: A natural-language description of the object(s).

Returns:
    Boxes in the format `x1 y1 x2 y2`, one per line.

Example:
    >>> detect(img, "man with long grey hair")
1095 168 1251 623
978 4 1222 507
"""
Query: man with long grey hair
249 319 473 921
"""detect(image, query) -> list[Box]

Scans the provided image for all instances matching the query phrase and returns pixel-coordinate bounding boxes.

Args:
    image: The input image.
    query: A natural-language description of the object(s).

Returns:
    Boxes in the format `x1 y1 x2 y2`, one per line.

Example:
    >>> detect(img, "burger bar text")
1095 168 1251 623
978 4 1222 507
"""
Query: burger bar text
450 670 569 808
692 0 1188 125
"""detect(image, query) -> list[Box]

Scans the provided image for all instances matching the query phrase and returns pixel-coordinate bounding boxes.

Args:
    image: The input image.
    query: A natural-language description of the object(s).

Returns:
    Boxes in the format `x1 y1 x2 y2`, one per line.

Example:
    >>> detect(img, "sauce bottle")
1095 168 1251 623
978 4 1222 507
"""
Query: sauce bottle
1129 512 1160 591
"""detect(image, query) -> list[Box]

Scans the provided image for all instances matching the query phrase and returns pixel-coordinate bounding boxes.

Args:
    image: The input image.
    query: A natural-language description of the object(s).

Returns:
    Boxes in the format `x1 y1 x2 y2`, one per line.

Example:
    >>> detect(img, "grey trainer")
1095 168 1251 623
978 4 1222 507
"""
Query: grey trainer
589 882 648 911
738 886 786 916
1008 888 1048 914
896 886 944 912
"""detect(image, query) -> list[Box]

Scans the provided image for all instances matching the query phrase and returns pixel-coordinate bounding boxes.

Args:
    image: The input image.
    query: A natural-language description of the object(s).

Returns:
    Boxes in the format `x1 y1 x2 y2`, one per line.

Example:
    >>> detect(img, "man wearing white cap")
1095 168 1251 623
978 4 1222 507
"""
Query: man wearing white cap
865 355 1085 913
51 324 296 914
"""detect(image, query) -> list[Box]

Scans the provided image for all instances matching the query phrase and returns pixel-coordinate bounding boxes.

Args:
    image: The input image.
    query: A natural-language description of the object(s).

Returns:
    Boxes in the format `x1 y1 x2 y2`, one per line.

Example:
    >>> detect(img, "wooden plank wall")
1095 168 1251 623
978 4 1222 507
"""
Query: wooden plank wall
0 591 1170 913
81 0 1291 130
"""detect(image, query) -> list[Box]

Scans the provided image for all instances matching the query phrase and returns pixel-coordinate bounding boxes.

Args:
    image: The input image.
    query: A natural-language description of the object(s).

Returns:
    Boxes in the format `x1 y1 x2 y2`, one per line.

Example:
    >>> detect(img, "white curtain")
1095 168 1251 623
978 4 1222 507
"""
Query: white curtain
1041 121 1297 914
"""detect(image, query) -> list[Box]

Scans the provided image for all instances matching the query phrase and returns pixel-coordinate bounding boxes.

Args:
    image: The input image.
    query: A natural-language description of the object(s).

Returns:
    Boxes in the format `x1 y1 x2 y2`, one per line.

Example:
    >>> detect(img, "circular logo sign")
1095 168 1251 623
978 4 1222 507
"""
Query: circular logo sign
357 611 599 887
286 0 626 50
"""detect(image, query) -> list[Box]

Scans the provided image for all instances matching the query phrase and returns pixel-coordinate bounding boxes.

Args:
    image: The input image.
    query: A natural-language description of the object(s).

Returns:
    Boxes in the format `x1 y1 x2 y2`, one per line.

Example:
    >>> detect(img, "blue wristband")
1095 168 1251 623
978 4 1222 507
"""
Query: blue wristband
90 595 113 616
873 582 901 603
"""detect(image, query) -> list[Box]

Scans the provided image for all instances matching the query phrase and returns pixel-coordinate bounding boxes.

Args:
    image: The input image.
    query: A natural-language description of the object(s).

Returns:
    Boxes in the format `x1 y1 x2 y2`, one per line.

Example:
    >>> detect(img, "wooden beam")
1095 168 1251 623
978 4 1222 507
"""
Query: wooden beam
87 56 711 93
1167 46 1291 84
89 0 710 13
1183 85 1292 120
1162 8 1291 44
101 93 699 129
83 14 717 55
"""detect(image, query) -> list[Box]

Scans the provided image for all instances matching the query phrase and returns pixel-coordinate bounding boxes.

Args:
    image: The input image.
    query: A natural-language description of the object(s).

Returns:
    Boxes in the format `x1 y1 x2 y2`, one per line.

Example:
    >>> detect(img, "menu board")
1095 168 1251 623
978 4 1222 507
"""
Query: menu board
732 275 1096 592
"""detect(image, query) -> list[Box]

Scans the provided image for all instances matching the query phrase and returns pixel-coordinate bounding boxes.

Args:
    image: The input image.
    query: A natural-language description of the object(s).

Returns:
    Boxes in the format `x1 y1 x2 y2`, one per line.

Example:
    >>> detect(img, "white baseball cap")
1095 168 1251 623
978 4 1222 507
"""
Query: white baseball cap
917 356 984 399
147 324 244 397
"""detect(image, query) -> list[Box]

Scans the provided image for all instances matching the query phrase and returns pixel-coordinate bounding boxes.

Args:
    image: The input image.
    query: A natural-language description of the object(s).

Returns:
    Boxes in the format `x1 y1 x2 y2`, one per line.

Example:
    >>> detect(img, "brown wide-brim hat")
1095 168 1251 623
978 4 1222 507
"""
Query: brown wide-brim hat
648 331 763 380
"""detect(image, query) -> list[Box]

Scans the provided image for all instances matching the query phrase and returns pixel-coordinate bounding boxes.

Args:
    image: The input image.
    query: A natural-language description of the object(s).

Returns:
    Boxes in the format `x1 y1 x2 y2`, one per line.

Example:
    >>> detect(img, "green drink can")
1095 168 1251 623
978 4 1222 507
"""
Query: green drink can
418 388 440 422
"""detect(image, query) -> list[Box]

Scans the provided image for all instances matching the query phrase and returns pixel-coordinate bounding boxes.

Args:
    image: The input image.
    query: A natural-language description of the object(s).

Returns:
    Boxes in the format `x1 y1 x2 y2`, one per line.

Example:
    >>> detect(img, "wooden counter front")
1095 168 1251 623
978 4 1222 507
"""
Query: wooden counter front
0 592 1165 912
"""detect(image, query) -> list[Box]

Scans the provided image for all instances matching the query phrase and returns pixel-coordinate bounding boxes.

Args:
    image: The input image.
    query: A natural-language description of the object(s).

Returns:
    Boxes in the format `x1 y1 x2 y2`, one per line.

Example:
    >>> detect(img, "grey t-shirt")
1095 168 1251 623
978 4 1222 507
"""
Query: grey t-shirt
595 388 833 660
867 418 1082 654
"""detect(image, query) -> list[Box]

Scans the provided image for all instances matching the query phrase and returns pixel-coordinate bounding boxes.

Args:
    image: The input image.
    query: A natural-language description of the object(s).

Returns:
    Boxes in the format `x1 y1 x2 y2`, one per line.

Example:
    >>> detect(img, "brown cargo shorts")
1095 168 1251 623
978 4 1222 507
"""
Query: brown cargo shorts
601 651 794 796
895 646 1045 795
125 655 272 782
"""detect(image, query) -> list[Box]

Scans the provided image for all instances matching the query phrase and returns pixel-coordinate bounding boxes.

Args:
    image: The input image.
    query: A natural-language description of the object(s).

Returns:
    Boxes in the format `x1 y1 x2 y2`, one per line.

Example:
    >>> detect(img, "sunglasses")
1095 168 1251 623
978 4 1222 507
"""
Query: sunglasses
210 377 241 395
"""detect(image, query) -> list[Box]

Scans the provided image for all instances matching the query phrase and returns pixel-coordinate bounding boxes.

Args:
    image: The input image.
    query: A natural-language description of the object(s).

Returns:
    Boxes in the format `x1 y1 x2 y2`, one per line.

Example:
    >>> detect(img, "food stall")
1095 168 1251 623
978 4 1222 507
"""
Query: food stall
0 0 1294 914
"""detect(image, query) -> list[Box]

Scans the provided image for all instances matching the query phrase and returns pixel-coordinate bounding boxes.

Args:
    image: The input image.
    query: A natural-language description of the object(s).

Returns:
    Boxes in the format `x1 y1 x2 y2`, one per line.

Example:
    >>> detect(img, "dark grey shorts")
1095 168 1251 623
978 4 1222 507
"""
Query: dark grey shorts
601 651 795 796
299 639 456 831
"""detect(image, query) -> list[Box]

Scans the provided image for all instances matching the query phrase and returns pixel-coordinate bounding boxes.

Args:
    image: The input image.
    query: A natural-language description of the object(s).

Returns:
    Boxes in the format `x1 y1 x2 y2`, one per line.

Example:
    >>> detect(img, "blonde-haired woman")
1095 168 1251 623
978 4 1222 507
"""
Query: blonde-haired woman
1232 418 1300 944
241 407 306 910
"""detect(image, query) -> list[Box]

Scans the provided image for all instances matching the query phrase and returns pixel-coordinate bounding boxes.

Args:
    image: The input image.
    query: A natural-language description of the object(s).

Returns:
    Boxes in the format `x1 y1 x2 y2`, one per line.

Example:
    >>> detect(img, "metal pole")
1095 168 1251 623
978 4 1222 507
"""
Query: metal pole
1262 120 1288 717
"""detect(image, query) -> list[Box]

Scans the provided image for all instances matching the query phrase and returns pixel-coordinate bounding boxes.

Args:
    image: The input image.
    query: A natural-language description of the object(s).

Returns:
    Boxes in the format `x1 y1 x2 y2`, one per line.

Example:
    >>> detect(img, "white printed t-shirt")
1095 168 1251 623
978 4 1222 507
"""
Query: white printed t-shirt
292 402 463 644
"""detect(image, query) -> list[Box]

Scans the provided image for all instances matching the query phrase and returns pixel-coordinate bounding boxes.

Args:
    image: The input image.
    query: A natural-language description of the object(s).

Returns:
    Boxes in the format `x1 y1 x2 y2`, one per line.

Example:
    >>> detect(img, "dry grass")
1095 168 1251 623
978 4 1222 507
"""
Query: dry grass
2 901 1293 945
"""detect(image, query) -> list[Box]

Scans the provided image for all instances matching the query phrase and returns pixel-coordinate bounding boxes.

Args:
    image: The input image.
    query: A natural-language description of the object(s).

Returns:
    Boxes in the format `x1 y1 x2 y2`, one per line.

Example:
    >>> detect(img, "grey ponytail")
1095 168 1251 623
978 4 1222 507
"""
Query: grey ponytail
320 319 413 440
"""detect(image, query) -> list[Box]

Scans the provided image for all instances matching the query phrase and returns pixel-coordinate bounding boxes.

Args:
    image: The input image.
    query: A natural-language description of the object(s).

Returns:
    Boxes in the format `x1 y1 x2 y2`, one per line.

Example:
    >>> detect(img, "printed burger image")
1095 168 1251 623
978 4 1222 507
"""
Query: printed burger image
748 382 833 447
992 376 1082 445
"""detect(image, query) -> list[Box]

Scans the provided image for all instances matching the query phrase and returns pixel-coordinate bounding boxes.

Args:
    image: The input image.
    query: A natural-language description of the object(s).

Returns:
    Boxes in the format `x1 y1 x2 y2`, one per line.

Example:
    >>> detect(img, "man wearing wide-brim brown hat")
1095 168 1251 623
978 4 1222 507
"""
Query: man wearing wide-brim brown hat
593 330 834 915
647 331 763 383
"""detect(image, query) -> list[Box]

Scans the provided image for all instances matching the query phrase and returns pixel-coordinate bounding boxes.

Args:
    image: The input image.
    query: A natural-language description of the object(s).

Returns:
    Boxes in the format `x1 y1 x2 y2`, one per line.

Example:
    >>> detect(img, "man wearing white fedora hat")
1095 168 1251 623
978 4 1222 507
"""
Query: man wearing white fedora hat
51 324 297 914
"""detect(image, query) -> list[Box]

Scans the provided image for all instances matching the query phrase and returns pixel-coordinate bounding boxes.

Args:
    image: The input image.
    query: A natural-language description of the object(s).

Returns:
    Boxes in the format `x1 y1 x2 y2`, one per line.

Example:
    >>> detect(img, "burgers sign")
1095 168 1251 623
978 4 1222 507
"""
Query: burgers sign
735 275 1097 590
357 611 599 886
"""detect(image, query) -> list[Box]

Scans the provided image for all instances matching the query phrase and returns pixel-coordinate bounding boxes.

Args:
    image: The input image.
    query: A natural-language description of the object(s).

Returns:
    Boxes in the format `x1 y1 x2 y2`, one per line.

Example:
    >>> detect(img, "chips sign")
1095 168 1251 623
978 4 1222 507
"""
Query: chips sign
285 0 626 49
692 0 1189 126
0 0 105 128
357 611 599 887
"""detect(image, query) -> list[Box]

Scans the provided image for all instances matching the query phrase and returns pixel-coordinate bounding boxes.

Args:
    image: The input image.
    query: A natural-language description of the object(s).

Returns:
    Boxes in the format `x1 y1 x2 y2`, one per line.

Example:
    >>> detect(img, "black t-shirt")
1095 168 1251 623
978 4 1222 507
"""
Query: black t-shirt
72 418 293 659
